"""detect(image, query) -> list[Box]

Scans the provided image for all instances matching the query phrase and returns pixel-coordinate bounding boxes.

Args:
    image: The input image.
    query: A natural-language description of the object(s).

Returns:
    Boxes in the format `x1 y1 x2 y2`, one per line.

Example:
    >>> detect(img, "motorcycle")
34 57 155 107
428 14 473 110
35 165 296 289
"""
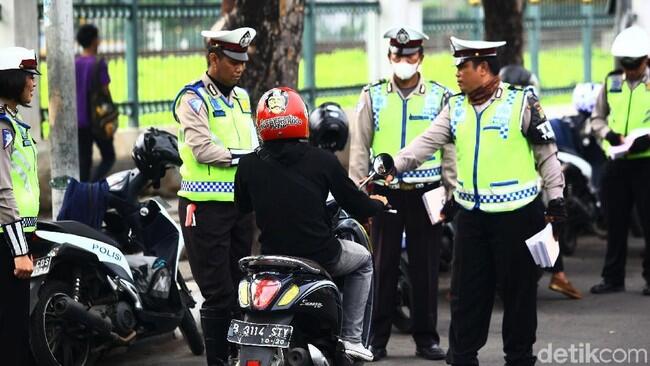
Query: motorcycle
551 114 608 255
227 153 395 366
28 128 204 366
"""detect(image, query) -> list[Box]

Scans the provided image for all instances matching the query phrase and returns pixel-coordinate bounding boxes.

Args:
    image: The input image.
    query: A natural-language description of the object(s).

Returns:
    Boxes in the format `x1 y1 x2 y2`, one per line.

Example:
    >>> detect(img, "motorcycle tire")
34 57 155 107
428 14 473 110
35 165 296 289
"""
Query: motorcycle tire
30 280 93 366
179 308 204 356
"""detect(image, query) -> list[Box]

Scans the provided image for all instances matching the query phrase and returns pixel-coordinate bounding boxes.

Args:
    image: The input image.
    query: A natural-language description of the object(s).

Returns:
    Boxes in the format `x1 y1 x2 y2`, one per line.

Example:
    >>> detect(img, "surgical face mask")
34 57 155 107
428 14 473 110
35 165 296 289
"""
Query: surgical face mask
391 61 419 80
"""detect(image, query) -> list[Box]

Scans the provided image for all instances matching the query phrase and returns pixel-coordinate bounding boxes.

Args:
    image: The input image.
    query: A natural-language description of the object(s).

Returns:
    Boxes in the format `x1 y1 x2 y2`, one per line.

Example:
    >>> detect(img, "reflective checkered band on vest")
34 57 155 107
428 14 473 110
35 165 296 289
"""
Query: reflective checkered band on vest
22 217 37 229
180 181 234 193
401 167 442 179
457 186 539 204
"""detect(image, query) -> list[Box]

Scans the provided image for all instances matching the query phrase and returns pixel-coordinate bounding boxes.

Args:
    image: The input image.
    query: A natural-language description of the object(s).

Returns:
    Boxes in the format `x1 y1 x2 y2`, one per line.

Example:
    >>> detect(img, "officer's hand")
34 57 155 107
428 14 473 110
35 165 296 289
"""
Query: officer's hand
14 255 33 279
370 194 388 207
605 131 624 146
440 197 458 223
628 134 650 154
545 198 567 239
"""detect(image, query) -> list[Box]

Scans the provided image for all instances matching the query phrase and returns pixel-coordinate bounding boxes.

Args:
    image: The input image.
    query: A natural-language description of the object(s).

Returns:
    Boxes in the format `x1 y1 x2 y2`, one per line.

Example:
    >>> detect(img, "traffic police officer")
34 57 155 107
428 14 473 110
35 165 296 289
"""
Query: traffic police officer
389 37 566 366
589 25 650 296
349 26 455 361
0 47 40 365
173 27 258 366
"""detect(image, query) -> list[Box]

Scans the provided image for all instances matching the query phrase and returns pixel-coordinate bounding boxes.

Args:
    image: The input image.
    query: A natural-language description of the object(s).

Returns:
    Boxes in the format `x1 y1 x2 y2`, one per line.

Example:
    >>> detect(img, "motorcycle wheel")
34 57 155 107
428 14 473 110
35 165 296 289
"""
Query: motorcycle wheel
179 308 204 356
392 254 413 333
30 280 93 366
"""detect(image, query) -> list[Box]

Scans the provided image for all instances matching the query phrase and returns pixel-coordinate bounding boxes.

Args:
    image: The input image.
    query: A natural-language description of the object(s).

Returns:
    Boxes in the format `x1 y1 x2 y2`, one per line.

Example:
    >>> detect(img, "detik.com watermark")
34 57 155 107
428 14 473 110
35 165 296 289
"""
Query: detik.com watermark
538 343 648 364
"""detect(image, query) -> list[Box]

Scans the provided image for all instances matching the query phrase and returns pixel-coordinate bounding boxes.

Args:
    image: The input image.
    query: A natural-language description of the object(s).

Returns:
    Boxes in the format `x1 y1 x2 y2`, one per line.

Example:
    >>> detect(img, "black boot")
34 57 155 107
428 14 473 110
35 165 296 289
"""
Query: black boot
201 308 231 366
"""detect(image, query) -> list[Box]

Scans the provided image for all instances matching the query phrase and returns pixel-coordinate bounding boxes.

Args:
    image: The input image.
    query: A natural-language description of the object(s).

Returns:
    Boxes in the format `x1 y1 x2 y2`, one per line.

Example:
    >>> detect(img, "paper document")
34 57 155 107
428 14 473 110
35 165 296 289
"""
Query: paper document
525 223 560 268
608 128 650 160
422 186 446 225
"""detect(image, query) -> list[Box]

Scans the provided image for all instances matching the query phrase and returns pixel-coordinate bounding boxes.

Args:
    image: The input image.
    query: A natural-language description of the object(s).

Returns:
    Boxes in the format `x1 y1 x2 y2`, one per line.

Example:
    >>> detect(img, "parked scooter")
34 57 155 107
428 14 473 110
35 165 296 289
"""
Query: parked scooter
28 128 204 366
227 154 395 366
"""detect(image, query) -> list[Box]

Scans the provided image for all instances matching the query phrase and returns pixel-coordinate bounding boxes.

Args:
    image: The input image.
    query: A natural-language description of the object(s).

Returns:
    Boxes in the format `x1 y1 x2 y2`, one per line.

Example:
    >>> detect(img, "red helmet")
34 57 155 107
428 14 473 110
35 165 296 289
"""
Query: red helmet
256 87 309 142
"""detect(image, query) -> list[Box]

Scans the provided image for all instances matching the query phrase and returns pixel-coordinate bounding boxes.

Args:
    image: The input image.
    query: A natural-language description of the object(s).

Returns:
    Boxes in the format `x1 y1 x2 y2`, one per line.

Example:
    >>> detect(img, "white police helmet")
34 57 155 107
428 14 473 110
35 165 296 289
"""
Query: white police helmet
572 82 602 115
611 25 650 58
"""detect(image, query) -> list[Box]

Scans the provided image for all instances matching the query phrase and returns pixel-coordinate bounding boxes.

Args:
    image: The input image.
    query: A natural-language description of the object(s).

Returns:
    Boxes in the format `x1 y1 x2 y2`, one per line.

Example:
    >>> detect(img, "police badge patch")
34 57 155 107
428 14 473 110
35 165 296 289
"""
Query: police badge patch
187 98 204 115
2 129 13 150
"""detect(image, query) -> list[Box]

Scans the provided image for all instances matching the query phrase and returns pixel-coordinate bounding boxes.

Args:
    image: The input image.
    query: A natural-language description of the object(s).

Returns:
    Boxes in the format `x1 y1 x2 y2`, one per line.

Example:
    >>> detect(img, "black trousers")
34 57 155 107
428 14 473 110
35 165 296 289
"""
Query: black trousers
600 158 650 286
78 127 116 182
178 197 253 314
447 198 545 366
0 238 33 365
369 184 442 348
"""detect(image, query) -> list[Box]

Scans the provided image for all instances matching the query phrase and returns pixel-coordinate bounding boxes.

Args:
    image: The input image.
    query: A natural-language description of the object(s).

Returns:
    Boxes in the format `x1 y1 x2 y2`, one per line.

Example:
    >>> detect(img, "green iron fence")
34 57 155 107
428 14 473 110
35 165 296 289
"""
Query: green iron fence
38 0 616 129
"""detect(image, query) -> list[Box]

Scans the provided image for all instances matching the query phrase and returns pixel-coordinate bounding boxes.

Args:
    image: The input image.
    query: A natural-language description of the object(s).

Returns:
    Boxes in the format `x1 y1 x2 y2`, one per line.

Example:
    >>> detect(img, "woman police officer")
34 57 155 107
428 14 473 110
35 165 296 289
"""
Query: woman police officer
0 47 41 365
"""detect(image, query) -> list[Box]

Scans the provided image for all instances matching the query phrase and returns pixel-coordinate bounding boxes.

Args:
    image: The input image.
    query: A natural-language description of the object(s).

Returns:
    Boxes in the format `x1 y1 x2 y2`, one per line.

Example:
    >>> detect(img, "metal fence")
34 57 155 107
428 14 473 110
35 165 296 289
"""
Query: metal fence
38 0 616 128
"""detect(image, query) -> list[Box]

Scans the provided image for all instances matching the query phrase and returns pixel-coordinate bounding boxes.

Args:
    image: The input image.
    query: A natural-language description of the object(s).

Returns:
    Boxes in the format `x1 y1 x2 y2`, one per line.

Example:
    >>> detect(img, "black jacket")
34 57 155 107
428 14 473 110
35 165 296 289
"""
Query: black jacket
235 141 383 264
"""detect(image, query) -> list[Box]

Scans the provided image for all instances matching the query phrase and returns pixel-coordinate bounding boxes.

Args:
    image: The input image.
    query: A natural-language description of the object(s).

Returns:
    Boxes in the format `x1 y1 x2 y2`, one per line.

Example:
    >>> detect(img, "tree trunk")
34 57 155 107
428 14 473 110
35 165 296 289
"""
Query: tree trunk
221 0 305 106
482 0 525 67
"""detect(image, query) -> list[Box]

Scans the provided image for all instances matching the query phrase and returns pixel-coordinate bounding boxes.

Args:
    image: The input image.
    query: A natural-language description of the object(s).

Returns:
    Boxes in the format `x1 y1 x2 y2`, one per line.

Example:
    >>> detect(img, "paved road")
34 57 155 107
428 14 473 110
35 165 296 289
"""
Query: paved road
97 234 650 365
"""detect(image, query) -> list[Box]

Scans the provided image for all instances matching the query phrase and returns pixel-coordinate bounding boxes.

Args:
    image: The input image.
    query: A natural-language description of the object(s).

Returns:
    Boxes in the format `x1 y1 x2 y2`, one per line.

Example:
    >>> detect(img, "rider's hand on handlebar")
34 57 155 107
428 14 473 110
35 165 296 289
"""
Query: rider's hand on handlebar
370 194 388 207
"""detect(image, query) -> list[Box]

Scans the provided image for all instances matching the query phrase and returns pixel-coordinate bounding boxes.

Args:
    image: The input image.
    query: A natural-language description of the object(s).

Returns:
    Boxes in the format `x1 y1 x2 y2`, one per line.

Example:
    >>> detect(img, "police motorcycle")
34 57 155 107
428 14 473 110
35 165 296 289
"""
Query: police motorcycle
227 153 394 366
549 83 608 255
28 128 204 366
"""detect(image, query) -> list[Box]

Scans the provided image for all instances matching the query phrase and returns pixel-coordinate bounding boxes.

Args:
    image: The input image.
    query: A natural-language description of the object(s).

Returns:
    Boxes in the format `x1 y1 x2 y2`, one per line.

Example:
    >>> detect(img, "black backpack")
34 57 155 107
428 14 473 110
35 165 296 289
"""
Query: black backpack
88 58 118 140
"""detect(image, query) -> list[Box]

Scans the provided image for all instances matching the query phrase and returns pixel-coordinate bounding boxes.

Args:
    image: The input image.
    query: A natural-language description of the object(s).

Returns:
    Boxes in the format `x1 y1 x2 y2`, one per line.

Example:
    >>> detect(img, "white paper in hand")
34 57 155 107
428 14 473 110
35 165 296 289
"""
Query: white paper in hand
609 128 650 160
422 186 446 225
525 223 560 268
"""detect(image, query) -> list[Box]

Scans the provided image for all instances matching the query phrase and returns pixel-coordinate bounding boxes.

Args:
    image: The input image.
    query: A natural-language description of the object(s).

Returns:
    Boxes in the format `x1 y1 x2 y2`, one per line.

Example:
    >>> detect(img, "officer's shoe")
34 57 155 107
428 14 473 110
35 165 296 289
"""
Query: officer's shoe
415 344 446 360
643 284 650 296
342 341 374 361
590 281 625 294
368 345 387 362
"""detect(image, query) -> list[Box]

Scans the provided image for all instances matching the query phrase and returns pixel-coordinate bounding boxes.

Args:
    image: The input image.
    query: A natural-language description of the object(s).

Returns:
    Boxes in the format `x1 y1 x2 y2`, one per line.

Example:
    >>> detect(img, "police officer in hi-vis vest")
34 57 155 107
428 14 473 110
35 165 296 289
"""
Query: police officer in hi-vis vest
349 26 456 361
0 47 40 365
589 25 650 296
173 27 258 366
389 37 567 366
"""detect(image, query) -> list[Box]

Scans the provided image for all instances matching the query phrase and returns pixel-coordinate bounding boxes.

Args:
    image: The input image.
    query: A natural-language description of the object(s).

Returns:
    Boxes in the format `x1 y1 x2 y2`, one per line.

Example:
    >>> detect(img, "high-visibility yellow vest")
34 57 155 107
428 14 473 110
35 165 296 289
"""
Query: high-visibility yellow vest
368 79 449 184
602 71 650 159
173 81 257 202
0 111 39 232
450 85 540 213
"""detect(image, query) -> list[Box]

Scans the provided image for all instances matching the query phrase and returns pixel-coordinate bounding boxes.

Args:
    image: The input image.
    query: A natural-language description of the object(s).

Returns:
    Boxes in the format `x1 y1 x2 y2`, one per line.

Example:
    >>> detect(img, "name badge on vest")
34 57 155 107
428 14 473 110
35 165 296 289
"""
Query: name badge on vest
609 77 623 93
208 97 227 117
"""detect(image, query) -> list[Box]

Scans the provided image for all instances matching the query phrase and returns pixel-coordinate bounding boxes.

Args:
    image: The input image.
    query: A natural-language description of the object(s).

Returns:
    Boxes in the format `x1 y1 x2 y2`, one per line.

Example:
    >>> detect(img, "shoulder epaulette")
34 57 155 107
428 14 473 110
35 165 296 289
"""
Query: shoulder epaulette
363 78 386 92
607 69 624 78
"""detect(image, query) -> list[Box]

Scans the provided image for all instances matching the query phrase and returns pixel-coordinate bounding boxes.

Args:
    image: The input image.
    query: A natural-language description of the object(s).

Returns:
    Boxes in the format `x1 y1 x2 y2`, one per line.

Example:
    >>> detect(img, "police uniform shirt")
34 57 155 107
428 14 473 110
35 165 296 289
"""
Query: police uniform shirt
349 75 458 191
590 65 650 139
394 83 565 200
174 73 246 166
0 101 22 226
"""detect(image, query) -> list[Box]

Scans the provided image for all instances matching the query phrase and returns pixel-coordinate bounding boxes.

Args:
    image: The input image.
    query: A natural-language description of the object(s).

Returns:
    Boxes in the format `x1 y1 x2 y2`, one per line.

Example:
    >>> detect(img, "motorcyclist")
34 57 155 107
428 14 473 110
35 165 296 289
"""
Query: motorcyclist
234 88 387 361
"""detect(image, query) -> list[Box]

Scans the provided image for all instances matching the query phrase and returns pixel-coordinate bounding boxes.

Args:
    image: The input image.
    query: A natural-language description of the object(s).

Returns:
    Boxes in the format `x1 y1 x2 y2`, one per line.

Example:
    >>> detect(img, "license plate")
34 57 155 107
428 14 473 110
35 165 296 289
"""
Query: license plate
31 256 52 277
227 319 293 348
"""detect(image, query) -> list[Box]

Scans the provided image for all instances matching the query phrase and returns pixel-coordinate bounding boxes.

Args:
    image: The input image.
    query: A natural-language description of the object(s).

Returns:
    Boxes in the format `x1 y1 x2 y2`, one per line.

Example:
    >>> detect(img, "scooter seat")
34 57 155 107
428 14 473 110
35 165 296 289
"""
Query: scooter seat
240 255 333 280
36 220 121 249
